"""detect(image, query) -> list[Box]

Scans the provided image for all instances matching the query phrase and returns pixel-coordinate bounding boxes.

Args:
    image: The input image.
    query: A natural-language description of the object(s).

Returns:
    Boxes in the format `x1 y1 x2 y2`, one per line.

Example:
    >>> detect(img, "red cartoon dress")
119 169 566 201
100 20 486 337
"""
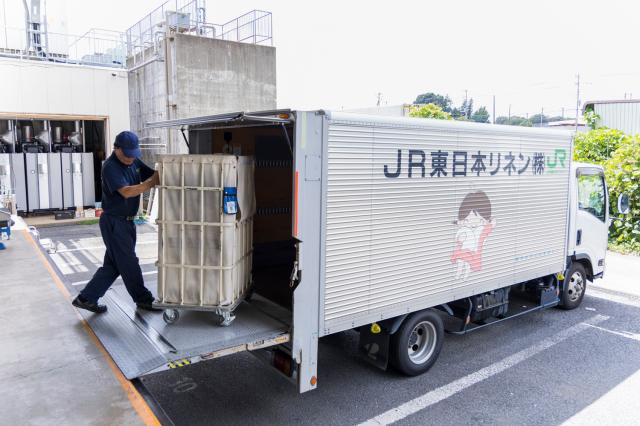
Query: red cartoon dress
450 223 494 272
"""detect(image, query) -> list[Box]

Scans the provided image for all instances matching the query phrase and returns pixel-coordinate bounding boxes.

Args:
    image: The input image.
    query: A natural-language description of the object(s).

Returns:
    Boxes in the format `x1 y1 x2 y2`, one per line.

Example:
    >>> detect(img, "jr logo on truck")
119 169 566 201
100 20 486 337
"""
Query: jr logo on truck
382 148 567 178
451 191 495 280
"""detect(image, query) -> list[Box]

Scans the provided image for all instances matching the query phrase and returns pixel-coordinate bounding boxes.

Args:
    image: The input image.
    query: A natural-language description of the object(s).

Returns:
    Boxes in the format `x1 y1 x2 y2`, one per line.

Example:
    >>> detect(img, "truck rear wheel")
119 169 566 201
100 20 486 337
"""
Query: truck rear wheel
390 310 444 376
560 262 587 310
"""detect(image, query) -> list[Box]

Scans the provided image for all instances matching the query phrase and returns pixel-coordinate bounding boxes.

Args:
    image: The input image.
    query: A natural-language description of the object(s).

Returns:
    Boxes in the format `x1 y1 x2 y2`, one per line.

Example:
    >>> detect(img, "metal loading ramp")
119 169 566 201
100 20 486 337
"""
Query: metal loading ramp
80 283 290 379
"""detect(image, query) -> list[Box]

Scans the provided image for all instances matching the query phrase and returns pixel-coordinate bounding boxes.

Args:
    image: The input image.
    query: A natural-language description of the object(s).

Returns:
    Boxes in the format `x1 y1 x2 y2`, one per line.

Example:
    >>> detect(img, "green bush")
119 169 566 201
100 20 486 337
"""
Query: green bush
409 103 453 120
573 127 629 164
573 128 640 254
605 137 640 253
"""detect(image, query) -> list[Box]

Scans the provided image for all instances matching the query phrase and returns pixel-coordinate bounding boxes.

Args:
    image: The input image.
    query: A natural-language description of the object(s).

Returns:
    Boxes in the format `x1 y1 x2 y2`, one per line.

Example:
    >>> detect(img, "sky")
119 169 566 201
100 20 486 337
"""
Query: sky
3 0 640 119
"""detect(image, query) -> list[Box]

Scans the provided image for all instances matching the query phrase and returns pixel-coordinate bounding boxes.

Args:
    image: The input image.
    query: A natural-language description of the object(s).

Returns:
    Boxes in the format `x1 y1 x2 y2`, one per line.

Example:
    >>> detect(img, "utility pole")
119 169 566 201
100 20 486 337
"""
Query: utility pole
540 107 544 125
376 92 382 107
575 73 580 131
492 95 496 124
562 107 565 119
508 104 511 122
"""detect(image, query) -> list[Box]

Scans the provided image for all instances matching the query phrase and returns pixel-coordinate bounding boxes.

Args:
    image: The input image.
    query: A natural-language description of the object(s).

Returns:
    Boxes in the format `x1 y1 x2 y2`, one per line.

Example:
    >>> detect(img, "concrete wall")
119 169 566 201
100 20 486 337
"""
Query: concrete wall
128 34 277 158
0 58 130 147
175 34 277 119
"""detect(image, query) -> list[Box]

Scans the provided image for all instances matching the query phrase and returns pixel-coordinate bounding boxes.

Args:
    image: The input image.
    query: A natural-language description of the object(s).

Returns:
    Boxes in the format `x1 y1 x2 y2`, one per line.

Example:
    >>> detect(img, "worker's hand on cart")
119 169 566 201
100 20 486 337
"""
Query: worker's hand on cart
150 171 160 187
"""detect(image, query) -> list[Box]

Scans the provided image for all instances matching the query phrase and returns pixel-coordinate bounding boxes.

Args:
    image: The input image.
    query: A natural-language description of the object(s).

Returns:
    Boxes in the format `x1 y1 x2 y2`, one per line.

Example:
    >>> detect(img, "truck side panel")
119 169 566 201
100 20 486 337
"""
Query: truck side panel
321 113 571 335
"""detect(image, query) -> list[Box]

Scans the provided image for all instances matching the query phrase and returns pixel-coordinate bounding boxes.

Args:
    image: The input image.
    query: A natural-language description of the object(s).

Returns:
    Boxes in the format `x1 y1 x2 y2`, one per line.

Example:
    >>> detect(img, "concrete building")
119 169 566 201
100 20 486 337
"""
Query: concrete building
584 99 640 135
0 1 130 210
546 119 587 132
126 7 276 160
0 58 130 144
0 0 276 213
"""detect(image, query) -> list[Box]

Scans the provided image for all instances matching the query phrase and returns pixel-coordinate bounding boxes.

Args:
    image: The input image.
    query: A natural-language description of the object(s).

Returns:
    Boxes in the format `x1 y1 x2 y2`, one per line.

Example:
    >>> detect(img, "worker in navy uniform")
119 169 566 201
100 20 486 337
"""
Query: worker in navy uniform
72 131 160 313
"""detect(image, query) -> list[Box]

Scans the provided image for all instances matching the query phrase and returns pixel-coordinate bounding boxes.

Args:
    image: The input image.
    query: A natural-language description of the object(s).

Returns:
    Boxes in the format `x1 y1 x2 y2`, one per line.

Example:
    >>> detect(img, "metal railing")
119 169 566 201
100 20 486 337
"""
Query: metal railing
0 1 272 69
125 0 204 61
217 10 272 45
0 25 126 68
125 0 273 67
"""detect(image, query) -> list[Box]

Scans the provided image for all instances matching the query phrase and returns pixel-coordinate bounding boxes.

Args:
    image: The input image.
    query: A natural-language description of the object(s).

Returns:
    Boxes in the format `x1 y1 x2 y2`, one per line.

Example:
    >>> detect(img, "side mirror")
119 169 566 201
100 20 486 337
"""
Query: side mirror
617 193 630 215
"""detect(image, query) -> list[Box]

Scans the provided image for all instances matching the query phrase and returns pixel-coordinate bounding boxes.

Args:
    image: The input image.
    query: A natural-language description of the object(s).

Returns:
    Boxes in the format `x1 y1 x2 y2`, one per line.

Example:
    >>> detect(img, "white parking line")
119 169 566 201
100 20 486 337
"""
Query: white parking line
53 239 156 253
359 314 610 426
587 287 640 308
562 368 640 425
71 270 158 286
583 323 640 343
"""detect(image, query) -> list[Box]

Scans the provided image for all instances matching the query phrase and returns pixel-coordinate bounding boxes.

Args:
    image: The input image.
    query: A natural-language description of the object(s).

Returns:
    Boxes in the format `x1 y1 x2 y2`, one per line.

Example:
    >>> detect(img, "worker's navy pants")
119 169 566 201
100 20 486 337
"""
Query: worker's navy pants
80 214 153 304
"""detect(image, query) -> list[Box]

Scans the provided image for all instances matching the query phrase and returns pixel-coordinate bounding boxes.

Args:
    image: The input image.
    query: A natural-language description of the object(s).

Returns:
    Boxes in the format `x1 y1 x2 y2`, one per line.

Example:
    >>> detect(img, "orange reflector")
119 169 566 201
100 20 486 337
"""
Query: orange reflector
278 113 290 119
310 376 317 386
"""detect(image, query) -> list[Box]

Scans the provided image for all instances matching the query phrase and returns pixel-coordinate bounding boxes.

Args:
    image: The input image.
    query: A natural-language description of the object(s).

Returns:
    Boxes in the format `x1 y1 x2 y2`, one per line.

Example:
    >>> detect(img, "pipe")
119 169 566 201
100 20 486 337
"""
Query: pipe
22 0 30 52
53 126 62 143
69 121 82 146
23 125 33 142
127 54 163 73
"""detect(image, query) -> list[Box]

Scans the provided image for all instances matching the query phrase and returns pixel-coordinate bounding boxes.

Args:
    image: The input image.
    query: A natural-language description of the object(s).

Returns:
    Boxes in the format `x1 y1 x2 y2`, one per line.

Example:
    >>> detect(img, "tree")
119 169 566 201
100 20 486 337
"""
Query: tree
605 136 640 253
494 116 532 126
465 98 474 119
573 128 640 253
451 107 464 119
414 93 452 112
584 110 601 130
409 103 453 120
471 106 490 123
573 127 628 164
529 114 549 125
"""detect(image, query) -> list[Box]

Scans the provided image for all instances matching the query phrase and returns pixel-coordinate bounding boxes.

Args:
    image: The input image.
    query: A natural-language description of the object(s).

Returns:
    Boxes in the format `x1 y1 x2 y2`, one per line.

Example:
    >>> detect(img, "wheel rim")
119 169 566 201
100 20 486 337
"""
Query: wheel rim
407 321 437 364
567 271 585 302
164 310 178 322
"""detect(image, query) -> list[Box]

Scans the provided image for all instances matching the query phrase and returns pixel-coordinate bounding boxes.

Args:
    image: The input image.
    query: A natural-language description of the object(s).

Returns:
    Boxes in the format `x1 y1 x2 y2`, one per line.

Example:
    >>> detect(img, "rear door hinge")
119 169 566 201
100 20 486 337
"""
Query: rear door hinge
290 260 301 288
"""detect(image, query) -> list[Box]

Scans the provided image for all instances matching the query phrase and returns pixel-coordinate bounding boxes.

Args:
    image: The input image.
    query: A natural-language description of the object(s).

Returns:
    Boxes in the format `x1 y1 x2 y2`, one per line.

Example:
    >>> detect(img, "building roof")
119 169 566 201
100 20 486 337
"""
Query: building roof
547 119 586 127
583 99 640 108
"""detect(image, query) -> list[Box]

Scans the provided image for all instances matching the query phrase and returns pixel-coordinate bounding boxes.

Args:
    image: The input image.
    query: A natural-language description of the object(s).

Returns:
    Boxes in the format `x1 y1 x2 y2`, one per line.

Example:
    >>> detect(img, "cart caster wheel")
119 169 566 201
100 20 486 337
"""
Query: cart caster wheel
217 311 236 327
163 309 180 324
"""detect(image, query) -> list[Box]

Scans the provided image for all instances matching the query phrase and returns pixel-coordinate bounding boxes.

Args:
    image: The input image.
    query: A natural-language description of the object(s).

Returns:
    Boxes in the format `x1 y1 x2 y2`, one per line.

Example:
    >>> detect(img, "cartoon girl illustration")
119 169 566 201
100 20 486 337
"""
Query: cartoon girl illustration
451 191 496 280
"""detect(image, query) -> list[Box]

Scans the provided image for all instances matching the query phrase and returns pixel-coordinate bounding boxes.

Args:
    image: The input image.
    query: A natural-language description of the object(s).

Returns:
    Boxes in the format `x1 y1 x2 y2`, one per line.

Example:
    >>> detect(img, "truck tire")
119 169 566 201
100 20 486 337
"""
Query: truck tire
560 262 587 310
390 310 444 376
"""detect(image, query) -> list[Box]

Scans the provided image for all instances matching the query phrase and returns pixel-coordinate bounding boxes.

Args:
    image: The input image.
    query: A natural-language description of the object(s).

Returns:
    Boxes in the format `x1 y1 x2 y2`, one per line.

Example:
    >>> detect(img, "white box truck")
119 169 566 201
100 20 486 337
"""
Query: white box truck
86 110 625 393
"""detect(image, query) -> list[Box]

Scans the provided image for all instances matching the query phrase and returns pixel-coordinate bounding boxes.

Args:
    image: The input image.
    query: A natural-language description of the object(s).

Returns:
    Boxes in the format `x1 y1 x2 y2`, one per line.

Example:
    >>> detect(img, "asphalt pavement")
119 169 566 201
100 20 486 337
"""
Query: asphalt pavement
38 224 640 426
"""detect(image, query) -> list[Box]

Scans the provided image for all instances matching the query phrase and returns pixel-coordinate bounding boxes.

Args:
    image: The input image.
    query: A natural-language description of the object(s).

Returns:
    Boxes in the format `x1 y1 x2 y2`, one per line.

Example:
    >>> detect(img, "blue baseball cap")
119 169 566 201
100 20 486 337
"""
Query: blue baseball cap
114 131 141 159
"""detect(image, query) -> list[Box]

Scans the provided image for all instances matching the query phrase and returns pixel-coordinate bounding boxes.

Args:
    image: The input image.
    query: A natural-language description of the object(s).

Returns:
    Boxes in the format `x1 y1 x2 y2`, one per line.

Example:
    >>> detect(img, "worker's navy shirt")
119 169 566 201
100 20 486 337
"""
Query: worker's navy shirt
101 153 154 217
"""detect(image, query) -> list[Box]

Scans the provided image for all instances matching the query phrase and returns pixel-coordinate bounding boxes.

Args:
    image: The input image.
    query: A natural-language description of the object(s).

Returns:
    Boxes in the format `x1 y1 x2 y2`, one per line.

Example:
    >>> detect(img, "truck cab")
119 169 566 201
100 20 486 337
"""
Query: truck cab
565 162 609 306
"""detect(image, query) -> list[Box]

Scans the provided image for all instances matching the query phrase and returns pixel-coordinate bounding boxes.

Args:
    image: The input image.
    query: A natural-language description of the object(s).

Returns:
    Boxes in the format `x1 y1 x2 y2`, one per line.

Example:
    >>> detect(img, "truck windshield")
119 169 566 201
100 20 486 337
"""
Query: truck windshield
577 173 606 222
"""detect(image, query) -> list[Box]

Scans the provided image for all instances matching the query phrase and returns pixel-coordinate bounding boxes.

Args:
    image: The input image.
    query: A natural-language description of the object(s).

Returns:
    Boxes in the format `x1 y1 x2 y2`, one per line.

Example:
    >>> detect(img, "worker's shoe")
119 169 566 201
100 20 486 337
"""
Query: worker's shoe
72 295 107 314
136 299 162 312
